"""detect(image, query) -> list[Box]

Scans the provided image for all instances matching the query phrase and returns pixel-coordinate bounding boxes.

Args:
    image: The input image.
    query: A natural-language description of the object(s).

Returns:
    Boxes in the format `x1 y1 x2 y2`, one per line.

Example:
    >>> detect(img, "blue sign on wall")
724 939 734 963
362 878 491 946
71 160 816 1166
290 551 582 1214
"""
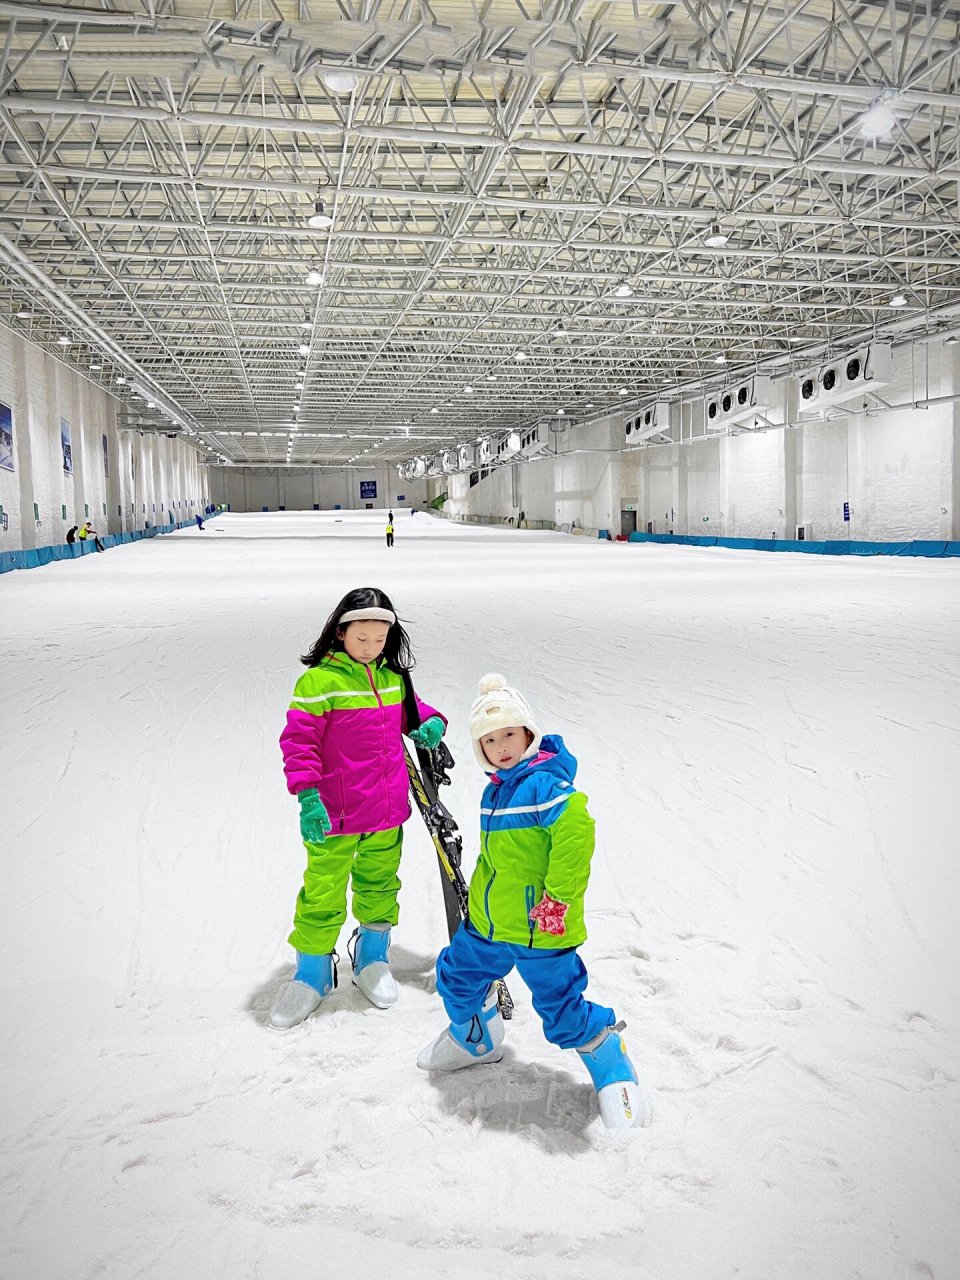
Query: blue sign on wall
360 481 377 499
843 501 850 522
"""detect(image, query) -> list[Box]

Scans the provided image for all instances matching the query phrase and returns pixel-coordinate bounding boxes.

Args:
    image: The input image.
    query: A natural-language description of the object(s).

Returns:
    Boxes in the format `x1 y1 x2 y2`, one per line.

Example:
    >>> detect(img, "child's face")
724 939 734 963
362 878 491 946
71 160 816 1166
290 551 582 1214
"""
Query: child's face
480 725 533 770
339 620 390 665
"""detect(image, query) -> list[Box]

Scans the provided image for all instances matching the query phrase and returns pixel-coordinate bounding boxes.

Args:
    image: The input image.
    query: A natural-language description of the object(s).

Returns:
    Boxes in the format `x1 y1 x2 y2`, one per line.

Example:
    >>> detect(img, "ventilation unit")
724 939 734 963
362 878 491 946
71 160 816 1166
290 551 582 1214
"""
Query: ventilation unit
626 401 671 441
426 453 445 476
477 437 494 464
797 342 892 415
515 422 549 456
411 456 427 478
496 432 521 460
457 442 478 470
440 449 459 474
705 375 776 430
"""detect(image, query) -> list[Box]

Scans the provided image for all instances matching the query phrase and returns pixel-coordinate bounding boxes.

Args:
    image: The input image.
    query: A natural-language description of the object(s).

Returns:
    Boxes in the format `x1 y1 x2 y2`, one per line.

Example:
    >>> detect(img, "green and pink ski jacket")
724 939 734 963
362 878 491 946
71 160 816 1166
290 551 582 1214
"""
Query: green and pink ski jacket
468 735 596 948
279 652 443 837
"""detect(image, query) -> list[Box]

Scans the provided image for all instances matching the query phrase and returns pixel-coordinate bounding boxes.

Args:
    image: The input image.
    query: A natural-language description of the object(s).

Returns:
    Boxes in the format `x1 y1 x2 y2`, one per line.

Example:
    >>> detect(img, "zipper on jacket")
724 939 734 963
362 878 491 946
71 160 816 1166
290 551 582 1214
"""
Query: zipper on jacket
482 785 500 940
364 662 390 820
525 883 536 948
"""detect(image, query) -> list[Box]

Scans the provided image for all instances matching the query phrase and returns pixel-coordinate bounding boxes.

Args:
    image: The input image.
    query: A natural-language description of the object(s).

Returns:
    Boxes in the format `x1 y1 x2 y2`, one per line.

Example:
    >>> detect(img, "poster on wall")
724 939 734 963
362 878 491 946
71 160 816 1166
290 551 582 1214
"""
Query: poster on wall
102 434 109 477
61 419 73 474
359 480 377 499
0 401 13 472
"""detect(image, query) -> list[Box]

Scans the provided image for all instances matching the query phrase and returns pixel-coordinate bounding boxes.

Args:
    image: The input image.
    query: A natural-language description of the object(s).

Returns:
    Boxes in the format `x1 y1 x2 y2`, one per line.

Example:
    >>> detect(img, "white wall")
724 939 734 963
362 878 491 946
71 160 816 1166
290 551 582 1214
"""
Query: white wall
0 325 208 551
443 417 620 531
629 339 959 541
206 465 431 512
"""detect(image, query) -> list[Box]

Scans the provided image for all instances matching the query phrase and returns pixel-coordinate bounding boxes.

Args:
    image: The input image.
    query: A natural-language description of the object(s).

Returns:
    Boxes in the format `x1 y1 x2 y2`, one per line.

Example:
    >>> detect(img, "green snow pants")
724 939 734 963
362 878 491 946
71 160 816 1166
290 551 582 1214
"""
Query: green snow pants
288 825 403 955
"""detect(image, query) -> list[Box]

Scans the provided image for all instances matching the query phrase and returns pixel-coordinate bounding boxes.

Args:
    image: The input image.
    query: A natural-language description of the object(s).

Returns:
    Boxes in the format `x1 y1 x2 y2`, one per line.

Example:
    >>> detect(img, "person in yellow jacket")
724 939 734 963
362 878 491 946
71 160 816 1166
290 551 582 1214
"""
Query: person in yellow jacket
385 519 394 548
417 674 653 1130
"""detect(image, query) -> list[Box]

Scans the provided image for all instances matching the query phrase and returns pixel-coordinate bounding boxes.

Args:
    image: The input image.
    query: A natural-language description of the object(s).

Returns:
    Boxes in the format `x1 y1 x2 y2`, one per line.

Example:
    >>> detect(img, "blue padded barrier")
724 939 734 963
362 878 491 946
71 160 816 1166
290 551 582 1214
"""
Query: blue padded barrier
0 512 218 574
623 531 959 560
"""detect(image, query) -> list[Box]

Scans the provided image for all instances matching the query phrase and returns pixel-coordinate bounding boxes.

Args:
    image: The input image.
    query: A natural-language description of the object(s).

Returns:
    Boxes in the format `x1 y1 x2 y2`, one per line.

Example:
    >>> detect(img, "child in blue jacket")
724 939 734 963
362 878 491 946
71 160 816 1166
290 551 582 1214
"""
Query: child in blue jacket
418 674 652 1129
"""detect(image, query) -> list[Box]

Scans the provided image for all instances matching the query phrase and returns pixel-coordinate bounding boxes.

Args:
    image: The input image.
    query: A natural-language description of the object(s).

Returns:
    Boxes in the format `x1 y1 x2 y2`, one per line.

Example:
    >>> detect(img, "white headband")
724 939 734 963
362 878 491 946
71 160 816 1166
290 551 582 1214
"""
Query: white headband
338 607 396 625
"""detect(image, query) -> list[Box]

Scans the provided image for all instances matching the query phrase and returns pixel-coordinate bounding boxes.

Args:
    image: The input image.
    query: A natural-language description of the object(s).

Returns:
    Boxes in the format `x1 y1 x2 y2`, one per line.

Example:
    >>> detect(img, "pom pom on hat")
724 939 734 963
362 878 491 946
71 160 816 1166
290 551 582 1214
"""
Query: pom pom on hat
469 673 542 771
477 672 509 696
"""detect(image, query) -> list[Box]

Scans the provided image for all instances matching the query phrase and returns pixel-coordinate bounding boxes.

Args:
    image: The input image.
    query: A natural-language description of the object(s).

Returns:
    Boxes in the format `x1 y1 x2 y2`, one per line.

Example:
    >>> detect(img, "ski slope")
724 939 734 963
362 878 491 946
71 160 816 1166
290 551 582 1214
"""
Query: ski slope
2 509 958 1280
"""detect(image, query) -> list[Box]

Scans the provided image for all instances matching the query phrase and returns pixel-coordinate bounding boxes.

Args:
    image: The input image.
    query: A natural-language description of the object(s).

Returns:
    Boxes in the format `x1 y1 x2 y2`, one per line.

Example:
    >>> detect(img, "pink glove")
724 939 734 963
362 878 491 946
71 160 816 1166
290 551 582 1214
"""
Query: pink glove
529 893 568 937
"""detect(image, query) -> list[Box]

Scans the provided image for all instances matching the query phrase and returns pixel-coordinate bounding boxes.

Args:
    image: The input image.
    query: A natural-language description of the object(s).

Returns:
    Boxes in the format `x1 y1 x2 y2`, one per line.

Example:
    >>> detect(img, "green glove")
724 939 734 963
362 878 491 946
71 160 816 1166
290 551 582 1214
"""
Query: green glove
297 788 332 843
409 715 445 750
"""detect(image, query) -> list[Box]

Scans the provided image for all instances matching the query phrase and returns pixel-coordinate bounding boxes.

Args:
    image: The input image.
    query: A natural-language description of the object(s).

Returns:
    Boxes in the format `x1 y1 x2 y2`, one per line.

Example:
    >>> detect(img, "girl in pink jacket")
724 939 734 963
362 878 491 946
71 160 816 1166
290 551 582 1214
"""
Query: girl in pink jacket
270 586 446 1029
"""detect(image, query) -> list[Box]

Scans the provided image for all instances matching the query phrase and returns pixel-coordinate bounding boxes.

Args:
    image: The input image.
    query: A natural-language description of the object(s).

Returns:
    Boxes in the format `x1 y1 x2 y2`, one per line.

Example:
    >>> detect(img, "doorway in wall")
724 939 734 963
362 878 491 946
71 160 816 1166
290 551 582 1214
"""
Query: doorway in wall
620 510 637 536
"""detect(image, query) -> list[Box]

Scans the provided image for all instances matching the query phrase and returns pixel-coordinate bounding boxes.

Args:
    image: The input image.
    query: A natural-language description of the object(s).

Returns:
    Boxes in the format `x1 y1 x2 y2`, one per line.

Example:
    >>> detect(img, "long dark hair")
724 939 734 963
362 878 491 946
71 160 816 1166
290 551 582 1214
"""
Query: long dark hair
301 586 415 676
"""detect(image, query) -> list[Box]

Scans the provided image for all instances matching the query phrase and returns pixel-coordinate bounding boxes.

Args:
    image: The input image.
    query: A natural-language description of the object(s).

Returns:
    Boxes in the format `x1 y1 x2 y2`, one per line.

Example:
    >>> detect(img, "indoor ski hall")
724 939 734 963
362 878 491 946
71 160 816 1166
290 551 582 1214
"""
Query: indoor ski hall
1 5 959 1280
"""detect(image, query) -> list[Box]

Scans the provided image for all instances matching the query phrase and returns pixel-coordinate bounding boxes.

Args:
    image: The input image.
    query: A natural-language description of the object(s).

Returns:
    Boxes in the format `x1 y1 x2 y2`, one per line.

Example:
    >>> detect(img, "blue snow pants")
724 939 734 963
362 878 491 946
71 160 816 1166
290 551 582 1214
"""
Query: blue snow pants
435 922 615 1050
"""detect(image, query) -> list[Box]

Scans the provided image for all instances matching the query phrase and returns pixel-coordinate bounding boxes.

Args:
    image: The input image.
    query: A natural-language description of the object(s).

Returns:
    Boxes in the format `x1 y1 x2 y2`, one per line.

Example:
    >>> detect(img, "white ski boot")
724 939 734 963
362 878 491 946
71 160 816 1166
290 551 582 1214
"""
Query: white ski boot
576 1021 652 1129
269 951 337 1029
348 923 398 1009
418 985 504 1070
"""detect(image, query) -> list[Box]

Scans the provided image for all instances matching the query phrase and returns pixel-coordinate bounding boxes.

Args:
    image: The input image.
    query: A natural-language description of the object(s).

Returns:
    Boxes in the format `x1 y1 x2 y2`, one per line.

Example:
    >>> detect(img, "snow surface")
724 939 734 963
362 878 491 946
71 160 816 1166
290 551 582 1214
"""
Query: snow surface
2 509 959 1280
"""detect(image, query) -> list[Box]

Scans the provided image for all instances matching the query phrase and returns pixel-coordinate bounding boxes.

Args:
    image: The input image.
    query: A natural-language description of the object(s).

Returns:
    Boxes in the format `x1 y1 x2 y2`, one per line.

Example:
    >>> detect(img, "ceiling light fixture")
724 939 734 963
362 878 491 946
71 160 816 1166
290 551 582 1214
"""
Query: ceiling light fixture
323 70 360 95
618 387 629 397
860 98 897 140
554 321 569 337
307 184 334 230
57 335 71 345
889 293 907 307
486 374 497 382
116 375 126 384
299 319 314 330
704 224 729 248
298 343 310 355
714 355 727 364
305 270 325 286
430 407 439 414
945 335 959 346
614 281 633 298
585 402 595 408
464 386 473 394
514 350 527 361
15 307 31 318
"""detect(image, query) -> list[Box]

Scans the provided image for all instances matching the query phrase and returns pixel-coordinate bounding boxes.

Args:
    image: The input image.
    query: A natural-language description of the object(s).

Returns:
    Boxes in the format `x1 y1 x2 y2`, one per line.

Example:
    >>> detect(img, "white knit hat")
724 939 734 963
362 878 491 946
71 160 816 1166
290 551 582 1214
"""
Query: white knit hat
469 673 542 770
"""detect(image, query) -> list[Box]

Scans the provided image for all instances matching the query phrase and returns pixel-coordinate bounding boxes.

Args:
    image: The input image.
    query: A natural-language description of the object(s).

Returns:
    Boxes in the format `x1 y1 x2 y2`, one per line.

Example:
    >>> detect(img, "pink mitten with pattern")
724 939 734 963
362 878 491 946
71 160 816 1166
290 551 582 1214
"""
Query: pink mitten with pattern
529 893 569 937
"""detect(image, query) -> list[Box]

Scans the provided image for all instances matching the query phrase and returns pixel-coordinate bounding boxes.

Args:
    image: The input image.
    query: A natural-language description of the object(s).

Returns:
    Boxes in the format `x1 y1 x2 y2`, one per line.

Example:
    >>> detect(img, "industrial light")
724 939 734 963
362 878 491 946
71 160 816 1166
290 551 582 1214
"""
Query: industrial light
57 335 71 345
945 335 959 346
554 321 569 337
89 363 102 370
704 224 729 248
299 319 314 330
714 355 727 364
614 281 633 298
298 343 310 354
430 407 439 414
116 375 126 384
305 270 325 286
307 185 334 229
15 307 31 318
557 408 565 415
323 70 359 95
464 386 474 394
295 381 304 390
585 401 595 408
486 374 497 382
860 99 897 140
146 401 155 409
618 387 629 396
889 293 907 307
293 403 300 410
514 350 527 361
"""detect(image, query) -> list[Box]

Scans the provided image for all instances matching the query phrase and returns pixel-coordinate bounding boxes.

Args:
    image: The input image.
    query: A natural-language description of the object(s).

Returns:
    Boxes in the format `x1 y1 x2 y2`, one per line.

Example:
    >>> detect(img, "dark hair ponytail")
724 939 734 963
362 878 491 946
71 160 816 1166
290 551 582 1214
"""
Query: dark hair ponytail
301 586 415 676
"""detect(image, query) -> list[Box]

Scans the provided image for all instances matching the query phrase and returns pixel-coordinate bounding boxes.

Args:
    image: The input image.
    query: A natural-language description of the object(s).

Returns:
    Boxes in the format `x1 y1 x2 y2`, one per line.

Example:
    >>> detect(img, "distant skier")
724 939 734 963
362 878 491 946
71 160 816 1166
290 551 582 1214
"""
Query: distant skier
270 587 447 1029
66 525 78 544
385 518 394 548
417 674 652 1130
195 514 205 530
